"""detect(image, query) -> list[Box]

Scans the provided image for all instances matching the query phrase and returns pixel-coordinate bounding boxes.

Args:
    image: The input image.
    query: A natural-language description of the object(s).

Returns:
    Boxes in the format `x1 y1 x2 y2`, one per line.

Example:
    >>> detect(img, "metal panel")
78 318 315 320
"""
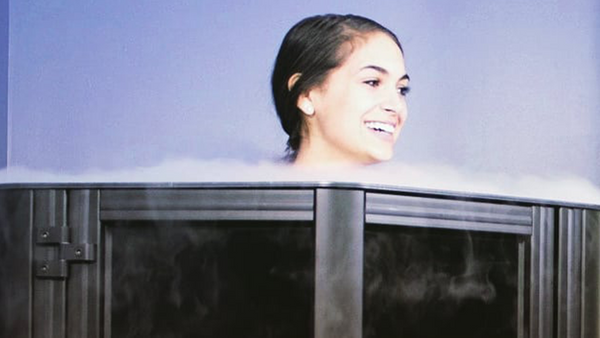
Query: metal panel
66 190 101 338
33 190 67 338
314 189 364 338
582 210 600 338
366 193 532 234
0 189 33 338
103 227 114 338
518 240 527 338
101 189 314 221
557 208 583 338
530 206 554 338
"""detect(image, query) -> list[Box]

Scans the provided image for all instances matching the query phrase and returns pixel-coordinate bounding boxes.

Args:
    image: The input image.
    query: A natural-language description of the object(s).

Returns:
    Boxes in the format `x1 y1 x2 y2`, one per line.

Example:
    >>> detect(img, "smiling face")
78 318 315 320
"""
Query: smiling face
294 32 409 167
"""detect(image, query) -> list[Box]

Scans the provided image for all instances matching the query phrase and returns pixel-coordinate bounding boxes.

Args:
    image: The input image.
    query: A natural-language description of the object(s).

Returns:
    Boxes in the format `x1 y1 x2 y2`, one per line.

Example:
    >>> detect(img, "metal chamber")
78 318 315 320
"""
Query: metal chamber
0 182 598 338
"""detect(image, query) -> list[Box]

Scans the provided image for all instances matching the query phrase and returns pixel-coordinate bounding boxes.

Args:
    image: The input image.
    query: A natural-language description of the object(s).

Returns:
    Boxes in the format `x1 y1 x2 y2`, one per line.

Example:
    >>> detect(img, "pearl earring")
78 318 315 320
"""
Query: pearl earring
303 104 314 115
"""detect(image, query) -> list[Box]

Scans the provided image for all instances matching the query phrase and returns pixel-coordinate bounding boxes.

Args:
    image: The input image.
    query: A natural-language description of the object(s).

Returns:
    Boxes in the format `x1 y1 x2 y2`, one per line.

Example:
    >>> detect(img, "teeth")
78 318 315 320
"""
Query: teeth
365 121 395 133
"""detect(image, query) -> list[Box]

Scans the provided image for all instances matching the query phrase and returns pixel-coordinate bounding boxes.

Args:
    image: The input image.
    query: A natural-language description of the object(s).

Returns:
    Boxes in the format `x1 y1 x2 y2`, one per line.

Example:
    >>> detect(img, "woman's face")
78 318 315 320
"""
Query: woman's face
296 32 409 166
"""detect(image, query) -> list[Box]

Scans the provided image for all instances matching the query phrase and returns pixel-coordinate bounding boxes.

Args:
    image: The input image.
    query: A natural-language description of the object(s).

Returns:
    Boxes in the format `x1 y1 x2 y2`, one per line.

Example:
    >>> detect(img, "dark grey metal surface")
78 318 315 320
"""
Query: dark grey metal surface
102 225 113 338
2 181 599 211
314 189 364 338
557 208 583 338
33 190 67 338
36 238 96 279
36 226 69 245
1 184 598 337
100 188 314 221
518 240 526 338
36 260 68 279
530 206 555 338
35 224 70 279
66 190 101 338
60 243 95 262
0 189 33 338
582 210 600 338
366 192 533 234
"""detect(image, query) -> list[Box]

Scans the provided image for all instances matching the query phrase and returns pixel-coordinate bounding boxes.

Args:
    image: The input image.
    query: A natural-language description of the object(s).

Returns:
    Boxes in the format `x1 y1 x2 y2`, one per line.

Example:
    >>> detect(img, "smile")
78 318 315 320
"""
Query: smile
364 121 396 134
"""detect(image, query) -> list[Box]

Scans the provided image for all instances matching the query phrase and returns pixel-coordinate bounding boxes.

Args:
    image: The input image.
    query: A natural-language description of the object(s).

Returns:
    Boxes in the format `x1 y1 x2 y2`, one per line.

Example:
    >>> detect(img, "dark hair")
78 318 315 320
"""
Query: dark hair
271 14 403 161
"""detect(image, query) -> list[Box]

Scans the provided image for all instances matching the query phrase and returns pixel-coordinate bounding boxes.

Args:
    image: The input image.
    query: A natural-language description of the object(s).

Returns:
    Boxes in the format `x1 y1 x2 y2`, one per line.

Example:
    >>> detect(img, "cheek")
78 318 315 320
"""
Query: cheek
347 93 380 120
316 87 378 131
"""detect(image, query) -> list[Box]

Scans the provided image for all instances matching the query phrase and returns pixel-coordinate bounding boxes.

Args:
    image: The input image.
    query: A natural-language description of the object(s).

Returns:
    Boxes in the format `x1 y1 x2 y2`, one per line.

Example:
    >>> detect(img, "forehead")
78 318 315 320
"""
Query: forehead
339 32 406 75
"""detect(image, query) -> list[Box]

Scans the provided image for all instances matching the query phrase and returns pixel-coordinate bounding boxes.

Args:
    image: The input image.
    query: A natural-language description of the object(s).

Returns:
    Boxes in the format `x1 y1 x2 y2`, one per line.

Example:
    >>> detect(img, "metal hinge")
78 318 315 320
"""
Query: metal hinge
35 226 96 279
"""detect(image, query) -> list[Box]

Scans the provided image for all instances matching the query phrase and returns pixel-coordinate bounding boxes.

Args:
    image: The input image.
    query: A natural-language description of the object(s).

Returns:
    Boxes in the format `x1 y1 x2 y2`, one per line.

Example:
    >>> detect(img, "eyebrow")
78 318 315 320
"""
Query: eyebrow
360 65 410 82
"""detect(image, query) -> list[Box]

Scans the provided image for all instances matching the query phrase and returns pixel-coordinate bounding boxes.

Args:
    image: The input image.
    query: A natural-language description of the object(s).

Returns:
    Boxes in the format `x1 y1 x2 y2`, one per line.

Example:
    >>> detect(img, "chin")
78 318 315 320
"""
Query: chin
365 150 394 164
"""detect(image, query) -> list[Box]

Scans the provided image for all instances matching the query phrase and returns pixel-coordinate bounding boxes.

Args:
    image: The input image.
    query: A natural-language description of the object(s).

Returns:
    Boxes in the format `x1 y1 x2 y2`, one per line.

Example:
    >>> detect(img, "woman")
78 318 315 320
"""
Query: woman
272 14 410 167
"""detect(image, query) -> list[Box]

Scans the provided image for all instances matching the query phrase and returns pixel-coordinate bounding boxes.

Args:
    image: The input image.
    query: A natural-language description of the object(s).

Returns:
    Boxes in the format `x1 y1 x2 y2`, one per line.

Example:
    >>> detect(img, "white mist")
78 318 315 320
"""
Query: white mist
1 158 599 206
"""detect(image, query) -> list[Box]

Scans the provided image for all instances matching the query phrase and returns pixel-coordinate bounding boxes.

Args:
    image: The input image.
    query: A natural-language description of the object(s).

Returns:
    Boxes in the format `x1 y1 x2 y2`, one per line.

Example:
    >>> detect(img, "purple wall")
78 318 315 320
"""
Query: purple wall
0 0 7 169
6 0 600 184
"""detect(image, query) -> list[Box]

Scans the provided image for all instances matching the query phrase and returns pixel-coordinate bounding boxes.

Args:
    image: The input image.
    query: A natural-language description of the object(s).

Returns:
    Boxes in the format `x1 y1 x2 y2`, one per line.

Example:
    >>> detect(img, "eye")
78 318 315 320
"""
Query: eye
364 79 380 87
398 86 411 96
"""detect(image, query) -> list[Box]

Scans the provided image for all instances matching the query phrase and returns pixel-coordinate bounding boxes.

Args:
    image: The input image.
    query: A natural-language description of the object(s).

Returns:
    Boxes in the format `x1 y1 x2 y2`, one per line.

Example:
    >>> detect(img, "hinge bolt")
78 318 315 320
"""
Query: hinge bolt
41 231 49 239
40 264 49 273
75 248 82 257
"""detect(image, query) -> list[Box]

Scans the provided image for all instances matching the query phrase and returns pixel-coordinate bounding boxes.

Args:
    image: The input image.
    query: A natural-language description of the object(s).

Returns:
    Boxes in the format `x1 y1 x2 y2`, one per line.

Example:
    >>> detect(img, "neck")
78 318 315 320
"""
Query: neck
293 139 364 168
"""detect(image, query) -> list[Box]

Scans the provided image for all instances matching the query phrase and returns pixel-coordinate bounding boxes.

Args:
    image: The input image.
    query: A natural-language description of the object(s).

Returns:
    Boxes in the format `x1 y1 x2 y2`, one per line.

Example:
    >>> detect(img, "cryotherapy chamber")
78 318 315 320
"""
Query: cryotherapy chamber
0 182 599 338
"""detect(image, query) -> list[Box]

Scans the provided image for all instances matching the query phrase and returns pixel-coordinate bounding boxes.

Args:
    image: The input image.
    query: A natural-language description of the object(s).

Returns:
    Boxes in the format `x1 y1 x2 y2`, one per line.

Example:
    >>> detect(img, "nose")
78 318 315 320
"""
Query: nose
380 87 405 115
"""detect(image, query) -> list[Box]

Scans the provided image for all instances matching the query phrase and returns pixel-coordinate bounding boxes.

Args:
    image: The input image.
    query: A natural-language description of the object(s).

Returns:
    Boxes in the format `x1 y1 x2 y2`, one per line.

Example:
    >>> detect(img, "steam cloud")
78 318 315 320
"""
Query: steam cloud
1 158 599 206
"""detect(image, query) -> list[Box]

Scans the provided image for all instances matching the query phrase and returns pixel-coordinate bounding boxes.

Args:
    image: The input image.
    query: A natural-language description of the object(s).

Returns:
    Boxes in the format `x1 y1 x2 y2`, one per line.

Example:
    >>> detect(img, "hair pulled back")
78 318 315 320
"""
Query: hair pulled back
271 14 403 161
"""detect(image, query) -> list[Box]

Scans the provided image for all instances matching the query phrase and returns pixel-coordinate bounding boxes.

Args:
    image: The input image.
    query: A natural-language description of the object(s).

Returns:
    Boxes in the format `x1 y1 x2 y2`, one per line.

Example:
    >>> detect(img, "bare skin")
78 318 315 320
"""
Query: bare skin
293 32 410 168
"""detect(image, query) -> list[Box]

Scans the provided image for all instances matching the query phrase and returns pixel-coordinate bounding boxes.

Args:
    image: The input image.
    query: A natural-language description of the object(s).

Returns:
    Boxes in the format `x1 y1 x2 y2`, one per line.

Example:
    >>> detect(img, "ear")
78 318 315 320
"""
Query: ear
288 72 315 116
287 73 302 91
297 93 315 116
